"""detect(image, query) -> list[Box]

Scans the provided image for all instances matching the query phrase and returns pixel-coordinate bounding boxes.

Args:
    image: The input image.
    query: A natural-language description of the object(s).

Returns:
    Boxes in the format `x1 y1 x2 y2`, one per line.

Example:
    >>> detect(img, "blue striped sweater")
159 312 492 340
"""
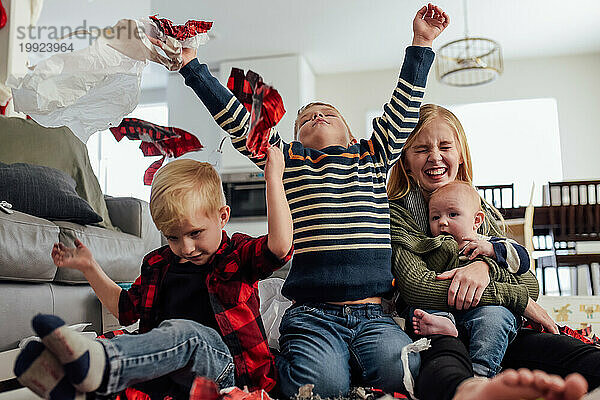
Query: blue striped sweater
180 46 435 302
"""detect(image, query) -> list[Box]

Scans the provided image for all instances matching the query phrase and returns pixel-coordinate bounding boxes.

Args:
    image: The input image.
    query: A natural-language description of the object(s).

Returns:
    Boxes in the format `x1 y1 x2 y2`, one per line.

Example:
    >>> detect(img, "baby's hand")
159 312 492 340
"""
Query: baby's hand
51 239 95 272
264 145 285 182
412 4 449 47
460 236 495 260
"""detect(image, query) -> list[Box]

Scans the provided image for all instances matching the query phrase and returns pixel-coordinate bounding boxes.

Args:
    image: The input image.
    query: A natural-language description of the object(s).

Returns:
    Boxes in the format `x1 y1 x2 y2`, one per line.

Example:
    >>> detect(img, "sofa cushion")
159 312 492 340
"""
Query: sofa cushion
55 222 144 284
104 196 163 255
0 283 54 352
0 162 102 225
0 283 100 352
0 210 59 282
0 116 115 230
52 283 102 336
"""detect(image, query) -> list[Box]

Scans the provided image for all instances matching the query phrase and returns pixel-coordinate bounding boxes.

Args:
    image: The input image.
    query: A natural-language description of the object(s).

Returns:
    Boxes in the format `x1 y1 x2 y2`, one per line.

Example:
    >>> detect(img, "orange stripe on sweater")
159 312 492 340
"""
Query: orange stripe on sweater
288 146 372 163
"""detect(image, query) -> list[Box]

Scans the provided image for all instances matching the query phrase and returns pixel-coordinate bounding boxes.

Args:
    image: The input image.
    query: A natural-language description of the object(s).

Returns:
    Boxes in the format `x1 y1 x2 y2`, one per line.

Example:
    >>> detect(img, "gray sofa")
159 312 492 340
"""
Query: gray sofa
0 197 161 352
0 116 162 353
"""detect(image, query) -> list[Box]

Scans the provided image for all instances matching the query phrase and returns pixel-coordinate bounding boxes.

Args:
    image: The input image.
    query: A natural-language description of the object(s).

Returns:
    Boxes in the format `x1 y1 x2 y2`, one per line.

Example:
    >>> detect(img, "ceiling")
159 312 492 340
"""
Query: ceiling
34 0 600 82
150 0 600 74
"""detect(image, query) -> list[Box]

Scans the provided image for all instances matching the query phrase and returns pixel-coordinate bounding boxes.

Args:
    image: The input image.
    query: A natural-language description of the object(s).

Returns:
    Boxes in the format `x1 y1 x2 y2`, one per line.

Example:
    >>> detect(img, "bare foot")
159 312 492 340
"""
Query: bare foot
412 309 458 337
453 369 588 400
564 373 590 400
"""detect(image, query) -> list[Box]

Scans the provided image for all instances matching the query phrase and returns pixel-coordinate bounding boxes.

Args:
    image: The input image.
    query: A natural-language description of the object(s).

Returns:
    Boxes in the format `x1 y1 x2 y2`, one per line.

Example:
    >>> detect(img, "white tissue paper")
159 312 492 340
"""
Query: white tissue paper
402 337 431 400
258 278 292 350
8 18 195 143
18 322 97 349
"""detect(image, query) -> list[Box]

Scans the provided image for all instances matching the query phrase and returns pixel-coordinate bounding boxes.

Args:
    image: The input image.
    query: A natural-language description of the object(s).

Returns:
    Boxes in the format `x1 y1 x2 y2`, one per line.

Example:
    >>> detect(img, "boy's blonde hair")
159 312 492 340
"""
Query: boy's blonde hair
294 102 355 142
387 104 473 200
430 181 482 214
150 159 226 234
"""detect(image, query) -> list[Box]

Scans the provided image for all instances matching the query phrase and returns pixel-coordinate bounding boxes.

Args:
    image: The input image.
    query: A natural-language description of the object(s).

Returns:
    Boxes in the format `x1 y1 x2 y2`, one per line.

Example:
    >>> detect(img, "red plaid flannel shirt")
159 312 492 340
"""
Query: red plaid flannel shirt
118 231 292 392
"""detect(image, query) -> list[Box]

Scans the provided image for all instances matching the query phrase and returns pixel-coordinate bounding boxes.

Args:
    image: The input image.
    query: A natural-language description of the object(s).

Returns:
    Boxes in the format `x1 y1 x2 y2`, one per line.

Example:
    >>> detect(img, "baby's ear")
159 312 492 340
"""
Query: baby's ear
473 210 485 230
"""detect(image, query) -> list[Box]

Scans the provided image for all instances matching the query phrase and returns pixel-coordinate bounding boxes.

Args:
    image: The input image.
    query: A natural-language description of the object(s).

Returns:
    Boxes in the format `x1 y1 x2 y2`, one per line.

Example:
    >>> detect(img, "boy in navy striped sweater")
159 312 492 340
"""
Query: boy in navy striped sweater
176 4 448 398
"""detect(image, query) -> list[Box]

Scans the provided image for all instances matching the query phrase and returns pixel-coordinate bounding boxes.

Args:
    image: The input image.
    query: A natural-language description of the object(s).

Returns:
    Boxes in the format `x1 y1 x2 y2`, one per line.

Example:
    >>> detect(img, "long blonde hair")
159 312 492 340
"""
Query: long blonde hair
387 104 473 200
387 104 506 234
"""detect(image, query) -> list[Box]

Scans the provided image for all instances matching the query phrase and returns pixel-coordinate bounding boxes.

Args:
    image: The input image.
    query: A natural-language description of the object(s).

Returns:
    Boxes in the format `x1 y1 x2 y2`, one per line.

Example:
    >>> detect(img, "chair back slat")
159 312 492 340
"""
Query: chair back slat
546 180 600 242
476 183 515 210
595 203 600 234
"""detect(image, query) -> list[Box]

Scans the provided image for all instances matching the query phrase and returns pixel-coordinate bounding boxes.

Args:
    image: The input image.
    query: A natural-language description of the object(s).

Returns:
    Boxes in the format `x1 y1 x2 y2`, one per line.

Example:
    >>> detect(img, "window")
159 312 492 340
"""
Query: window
87 103 168 202
447 98 562 206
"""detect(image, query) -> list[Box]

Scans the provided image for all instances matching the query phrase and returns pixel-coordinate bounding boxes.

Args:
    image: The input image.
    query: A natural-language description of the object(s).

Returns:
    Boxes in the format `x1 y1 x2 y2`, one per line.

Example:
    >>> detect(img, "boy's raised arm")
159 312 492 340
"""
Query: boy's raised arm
264 146 293 259
412 4 449 48
173 44 283 171
51 240 122 318
368 4 448 169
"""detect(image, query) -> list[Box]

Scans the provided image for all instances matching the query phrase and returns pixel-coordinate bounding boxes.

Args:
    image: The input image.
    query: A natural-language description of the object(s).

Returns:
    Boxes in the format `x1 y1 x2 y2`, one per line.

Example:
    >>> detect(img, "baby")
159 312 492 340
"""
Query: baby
412 181 526 377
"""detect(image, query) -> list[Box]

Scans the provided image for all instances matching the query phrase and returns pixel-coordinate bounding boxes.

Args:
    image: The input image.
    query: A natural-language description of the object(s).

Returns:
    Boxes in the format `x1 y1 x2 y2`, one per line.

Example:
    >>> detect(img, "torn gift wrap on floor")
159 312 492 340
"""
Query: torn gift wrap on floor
0 0 6 30
8 16 212 143
187 377 405 400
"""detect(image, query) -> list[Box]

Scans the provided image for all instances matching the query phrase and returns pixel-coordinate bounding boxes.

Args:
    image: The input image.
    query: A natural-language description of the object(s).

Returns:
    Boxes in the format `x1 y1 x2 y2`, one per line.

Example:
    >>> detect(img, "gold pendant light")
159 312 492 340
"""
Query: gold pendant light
436 0 503 87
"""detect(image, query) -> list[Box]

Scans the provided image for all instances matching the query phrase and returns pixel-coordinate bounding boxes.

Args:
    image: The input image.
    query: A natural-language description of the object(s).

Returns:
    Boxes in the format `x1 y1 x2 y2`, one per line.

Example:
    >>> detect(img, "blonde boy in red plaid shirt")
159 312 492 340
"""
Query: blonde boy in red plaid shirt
14 148 293 400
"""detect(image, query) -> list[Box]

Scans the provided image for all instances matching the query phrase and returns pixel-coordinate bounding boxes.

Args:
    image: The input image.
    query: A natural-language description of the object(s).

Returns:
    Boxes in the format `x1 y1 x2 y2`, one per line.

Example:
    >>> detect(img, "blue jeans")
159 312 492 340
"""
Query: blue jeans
97 319 235 395
421 306 518 377
276 303 419 399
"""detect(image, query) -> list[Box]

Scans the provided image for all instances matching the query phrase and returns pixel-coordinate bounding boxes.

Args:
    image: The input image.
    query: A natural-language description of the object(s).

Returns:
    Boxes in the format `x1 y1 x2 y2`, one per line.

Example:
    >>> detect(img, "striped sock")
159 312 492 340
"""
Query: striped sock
14 341 84 400
32 314 107 393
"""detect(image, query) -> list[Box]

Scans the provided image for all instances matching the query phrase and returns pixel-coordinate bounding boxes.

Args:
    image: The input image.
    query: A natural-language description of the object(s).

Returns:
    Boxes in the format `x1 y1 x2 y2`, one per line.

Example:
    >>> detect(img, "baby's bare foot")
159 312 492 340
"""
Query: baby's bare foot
412 309 458 337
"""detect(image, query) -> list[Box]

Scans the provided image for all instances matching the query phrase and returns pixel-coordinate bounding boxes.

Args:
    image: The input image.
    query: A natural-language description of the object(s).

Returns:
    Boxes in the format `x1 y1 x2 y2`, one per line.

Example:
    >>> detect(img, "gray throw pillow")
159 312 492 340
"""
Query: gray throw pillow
0 162 102 225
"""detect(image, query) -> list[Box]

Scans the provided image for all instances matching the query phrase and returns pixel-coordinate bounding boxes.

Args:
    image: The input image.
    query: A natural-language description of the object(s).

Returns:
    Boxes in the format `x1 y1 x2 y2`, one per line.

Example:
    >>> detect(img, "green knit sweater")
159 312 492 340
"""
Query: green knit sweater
390 201 539 315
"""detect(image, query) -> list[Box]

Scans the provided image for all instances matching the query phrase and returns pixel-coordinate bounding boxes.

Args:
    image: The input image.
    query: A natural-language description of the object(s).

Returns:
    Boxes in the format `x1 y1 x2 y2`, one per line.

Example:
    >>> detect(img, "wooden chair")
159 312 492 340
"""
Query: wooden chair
477 183 515 211
547 180 600 242
476 183 537 273
542 180 600 294
504 183 535 272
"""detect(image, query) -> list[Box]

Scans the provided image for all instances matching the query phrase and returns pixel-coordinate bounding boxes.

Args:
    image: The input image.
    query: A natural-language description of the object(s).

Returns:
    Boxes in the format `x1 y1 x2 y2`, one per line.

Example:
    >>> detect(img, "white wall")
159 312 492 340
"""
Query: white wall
316 52 600 181
167 69 222 166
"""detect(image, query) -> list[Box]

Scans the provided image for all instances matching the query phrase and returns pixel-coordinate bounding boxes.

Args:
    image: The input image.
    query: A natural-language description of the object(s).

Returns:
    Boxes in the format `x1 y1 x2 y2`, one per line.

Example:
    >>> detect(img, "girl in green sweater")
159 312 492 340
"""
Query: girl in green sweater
388 104 596 400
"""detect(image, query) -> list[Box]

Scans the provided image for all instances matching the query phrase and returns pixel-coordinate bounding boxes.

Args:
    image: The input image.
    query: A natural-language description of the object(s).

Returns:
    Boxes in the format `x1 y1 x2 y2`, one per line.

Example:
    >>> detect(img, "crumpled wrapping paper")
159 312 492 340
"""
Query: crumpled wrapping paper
227 67 285 158
8 17 211 142
0 0 44 112
258 277 292 350
109 117 204 185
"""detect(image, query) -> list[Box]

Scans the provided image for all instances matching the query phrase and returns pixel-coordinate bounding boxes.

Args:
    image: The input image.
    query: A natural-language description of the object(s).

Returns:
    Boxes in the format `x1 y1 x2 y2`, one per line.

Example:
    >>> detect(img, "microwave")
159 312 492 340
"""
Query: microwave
221 171 267 219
